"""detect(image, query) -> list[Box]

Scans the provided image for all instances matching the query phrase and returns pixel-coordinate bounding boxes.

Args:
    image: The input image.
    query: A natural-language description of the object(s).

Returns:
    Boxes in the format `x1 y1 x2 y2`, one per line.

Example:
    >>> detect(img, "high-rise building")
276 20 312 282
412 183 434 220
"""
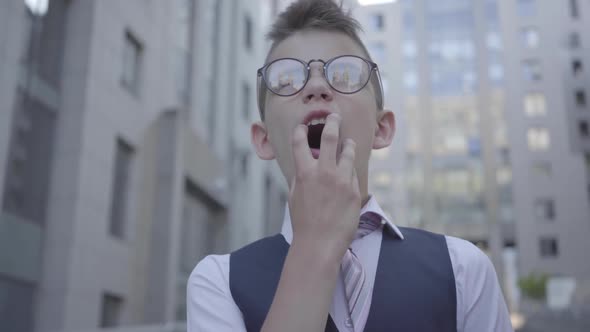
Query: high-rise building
354 0 514 272
0 1 285 331
497 0 590 295
353 0 590 308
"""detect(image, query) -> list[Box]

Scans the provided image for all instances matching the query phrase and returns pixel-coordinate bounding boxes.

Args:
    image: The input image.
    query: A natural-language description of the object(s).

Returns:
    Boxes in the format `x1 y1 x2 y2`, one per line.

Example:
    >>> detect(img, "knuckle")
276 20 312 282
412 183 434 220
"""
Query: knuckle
292 133 306 146
319 167 334 178
322 129 338 143
336 177 349 189
296 166 312 181
343 147 355 159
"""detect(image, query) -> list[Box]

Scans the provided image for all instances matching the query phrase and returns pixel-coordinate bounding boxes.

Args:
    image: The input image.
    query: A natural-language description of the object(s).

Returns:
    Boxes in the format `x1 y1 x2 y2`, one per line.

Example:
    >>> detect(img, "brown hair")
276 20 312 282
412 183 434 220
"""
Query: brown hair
257 0 383 119
266 0 370 62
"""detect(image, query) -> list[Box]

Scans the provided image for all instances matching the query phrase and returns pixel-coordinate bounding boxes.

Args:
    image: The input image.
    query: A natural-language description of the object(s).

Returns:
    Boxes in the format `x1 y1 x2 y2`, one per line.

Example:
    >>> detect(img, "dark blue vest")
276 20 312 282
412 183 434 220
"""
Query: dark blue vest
229 227 457 331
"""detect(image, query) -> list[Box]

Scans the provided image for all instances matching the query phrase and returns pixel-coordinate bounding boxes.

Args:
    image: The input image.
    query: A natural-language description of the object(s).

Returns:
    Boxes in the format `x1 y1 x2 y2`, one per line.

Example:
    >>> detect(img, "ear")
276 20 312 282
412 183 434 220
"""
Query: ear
372 110 395 149
251 121 276 160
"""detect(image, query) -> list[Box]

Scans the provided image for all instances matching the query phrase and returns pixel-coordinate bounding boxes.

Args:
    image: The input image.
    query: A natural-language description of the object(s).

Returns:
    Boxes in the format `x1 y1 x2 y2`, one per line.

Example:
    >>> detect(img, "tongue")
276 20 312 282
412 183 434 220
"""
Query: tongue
310 148 320 159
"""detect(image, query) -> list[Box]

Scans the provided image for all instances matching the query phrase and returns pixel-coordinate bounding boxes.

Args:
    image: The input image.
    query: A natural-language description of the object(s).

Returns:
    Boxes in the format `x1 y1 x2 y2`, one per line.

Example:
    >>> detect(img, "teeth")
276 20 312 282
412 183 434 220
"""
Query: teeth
307 117 327 126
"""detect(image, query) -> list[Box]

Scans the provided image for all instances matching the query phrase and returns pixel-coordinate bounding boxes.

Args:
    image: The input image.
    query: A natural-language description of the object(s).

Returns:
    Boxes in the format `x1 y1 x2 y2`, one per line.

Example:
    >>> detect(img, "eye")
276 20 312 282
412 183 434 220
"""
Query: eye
266 59 307 95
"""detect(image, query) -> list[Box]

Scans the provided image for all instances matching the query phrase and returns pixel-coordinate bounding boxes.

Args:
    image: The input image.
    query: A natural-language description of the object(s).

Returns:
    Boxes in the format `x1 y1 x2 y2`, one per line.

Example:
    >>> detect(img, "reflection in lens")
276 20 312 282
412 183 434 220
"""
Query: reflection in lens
266 59 307 95
326 56 370 93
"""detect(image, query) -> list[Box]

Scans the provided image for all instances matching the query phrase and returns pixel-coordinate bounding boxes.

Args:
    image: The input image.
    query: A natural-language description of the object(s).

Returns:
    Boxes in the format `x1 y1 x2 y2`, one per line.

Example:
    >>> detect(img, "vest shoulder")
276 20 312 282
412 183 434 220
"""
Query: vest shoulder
397 226 447 240
231 234 288 258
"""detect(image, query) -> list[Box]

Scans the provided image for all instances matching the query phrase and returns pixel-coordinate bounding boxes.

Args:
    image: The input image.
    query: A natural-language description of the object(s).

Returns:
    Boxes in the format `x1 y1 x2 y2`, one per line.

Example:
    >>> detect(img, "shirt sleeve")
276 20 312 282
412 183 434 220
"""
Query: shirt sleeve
446 236 514 332
186 254 247 332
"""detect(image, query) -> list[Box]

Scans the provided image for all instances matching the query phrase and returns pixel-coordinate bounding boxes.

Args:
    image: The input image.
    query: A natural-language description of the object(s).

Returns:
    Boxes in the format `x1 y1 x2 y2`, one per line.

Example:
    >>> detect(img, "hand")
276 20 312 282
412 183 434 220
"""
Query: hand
288 113 361 262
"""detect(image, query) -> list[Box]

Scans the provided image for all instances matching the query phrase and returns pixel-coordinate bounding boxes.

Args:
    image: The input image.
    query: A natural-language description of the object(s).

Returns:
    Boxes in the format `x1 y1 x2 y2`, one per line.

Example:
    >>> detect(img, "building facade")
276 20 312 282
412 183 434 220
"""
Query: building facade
353 0 590 307
0 0 286 331
353 0 514 274
497 0 590 295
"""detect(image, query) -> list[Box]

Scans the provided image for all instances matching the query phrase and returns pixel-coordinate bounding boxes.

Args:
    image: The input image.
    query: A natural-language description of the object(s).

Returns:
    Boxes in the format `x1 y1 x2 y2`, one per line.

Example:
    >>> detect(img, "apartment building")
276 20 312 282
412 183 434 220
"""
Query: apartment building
0 0 285 331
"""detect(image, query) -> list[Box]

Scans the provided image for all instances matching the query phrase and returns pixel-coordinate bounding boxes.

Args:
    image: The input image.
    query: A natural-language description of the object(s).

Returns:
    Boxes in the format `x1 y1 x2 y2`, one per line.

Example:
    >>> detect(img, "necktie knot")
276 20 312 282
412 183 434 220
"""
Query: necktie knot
355 211 382 240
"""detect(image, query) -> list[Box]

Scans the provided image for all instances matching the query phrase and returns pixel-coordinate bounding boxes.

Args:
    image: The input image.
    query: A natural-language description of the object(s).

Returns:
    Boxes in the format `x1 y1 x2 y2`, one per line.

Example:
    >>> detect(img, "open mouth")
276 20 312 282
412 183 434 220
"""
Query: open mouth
305 117 326 158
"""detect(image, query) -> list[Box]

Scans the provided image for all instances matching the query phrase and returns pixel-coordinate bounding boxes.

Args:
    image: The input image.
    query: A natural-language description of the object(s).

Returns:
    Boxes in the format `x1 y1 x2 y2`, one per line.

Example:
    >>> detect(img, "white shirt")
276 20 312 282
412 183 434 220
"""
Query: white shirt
187 196 514 332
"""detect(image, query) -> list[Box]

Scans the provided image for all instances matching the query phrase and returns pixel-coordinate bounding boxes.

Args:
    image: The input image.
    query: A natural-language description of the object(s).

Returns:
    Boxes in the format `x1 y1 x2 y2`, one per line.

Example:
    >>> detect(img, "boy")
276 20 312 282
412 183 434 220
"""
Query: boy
187 0 513 331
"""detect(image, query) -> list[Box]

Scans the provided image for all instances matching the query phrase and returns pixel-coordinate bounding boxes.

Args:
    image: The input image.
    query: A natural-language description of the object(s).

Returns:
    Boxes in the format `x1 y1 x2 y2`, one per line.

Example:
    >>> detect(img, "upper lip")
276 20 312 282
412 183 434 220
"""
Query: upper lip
302 110 332 125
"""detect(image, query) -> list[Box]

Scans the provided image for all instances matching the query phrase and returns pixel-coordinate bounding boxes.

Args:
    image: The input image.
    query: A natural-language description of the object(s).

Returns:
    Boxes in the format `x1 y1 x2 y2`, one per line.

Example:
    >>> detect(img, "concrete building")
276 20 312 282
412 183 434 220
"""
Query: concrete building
352 0 590 307
353 0 514 274
0 0 285 331
497 0 590 297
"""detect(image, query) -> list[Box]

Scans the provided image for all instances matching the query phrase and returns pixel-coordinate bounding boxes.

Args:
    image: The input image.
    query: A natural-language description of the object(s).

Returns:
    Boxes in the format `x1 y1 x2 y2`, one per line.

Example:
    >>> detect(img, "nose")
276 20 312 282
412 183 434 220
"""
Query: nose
302 62 334 104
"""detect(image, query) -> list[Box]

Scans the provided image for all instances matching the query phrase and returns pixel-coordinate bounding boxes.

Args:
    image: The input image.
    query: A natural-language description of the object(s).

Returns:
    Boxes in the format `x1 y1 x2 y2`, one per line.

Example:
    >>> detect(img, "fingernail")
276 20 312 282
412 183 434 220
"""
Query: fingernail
328 113 341 121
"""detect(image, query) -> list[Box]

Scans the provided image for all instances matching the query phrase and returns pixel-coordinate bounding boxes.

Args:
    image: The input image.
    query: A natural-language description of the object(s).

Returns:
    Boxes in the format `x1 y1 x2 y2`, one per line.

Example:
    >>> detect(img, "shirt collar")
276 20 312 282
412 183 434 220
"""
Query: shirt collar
280 195 404 245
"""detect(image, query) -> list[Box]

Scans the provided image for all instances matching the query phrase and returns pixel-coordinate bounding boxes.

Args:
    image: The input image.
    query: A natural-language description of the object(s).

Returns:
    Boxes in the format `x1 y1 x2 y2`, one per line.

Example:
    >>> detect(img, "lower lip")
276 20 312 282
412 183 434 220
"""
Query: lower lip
311 148 320 159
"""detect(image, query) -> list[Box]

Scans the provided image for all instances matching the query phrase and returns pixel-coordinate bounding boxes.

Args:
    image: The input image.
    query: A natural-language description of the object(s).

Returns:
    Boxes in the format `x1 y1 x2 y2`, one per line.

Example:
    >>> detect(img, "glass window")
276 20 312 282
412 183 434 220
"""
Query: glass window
488 63 504 82
244 15 252 50
527 127 550 151
24 0 49 15
531 161 552 178
173 0 193 103
496 167 512 185
368 42 386 65
240 152 249 177
372 147 390 160
521 27 540 48
402 41 417 58
522 60 542 82
572 59 583 76
100 293 123 328
2 91 56 225
569 32 581 49
534 198 555 221
369 13 385 31
109 138 135 239
242 82 250 119
486 32 502 50
570 0 579 19
373 172 393 188
524 93 546 117
580 121 589 138
0 277 35 332
403 71 418 92
121 30 142 95
539 237 559 257
576 90 587 107
516 0 536 17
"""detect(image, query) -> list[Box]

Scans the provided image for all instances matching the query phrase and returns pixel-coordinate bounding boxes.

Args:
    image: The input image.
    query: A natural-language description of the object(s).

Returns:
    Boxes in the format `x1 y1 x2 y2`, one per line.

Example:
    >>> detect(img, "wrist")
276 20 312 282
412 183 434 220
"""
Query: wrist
289 236 345 272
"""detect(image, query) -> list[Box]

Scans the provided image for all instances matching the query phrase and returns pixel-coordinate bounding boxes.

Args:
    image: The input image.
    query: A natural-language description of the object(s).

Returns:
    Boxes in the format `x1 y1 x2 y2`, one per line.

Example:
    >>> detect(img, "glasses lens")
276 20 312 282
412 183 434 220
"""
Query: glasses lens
265 59 307 96
326 56 371 93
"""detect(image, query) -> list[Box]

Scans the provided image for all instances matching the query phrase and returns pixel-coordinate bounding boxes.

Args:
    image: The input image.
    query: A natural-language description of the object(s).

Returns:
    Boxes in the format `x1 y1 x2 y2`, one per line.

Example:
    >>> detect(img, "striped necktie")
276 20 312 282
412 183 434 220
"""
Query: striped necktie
341 212 383 329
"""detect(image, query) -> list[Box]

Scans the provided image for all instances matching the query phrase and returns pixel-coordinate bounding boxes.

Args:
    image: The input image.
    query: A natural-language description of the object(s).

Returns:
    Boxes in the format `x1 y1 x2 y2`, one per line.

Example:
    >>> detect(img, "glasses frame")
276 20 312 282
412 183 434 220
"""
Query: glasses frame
257 55 384 111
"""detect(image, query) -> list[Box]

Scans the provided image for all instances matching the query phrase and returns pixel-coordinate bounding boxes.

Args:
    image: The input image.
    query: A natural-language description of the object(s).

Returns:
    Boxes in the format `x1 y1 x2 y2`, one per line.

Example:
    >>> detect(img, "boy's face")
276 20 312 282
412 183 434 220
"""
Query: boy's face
251 30 395 199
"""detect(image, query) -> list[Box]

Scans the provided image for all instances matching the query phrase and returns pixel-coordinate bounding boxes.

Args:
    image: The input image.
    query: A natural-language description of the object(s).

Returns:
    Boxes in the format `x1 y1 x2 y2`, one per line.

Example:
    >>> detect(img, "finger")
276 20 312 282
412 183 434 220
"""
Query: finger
289 175 296 196
291 124 314 176
351 167 360 194
319 113 341 169
338 138 356 178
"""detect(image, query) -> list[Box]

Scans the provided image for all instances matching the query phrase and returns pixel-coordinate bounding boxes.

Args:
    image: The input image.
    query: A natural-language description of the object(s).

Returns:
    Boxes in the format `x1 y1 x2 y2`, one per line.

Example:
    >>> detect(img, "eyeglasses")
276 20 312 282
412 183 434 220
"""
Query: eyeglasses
257 55 384 110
